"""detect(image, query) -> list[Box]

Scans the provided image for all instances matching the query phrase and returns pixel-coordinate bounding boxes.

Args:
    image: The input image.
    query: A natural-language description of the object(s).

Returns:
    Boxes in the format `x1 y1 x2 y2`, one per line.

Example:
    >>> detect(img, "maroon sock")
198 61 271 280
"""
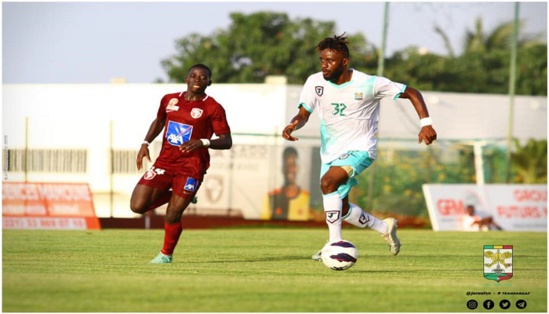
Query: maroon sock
147 190 172 212
160 221 183 256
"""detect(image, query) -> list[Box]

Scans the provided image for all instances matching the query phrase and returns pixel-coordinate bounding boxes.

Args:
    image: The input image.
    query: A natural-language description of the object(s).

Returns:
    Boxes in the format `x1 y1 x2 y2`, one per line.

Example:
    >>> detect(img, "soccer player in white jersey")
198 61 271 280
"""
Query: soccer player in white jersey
282 34 437 259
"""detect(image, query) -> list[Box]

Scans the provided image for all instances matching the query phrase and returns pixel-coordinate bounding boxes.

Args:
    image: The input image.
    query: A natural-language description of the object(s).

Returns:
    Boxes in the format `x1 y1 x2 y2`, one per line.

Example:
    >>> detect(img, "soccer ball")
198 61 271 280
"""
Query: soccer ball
321 240 358 271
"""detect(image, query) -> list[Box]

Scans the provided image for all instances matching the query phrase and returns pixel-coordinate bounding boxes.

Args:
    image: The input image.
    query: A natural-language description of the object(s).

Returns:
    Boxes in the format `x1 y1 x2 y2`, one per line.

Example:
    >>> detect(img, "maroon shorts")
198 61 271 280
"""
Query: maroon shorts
137 164 202 199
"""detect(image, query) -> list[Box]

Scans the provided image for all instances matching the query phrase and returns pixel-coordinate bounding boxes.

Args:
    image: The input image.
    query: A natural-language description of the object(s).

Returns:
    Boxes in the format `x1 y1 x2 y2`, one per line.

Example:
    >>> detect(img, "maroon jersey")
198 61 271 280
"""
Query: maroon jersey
154 91 231 179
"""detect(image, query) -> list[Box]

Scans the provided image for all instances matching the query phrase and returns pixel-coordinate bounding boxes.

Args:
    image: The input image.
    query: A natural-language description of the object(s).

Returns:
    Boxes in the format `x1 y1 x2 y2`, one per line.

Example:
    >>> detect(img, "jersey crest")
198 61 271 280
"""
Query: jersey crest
190 108 204 119
166 121 192 146
315 86 324 96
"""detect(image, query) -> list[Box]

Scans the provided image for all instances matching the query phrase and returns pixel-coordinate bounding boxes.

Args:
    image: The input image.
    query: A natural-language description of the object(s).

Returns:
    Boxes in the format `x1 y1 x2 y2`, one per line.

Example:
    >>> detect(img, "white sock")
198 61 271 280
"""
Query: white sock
343 203 388 234
323 192 343 242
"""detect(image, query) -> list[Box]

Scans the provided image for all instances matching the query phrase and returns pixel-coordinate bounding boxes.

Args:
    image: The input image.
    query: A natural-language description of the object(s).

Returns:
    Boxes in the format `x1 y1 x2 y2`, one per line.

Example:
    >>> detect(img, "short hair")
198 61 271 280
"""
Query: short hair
283 146 298 160
189 63 212 79
316 33 350 58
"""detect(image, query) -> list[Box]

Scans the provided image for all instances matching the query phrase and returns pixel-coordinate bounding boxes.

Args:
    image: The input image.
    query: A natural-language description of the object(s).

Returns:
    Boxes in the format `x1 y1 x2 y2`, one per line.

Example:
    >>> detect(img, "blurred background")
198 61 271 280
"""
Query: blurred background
2 1 547 230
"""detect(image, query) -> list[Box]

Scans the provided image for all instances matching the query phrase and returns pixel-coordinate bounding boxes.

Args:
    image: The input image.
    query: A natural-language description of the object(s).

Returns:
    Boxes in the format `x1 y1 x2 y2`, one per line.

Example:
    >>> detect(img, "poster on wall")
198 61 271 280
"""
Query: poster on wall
423 184 547 231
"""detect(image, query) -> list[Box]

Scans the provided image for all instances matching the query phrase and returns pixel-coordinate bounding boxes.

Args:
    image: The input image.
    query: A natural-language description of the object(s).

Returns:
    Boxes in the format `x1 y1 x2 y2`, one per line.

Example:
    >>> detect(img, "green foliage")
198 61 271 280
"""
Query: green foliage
351 139 547 217
161 12 372 84
2 229 547 312
160 12 547 96
511 139 548 183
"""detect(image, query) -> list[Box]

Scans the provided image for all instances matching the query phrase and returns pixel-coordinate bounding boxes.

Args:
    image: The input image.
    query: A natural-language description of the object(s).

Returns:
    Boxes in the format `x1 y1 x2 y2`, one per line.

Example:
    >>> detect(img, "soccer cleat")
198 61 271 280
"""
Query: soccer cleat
311 242 330 261
149 252 173 264
311 250 322 261
381 218 401 255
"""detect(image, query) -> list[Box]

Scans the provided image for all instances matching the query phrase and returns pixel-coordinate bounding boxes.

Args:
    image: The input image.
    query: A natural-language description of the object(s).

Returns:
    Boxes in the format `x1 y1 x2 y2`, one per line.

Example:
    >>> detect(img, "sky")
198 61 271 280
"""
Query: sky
2 1 547 84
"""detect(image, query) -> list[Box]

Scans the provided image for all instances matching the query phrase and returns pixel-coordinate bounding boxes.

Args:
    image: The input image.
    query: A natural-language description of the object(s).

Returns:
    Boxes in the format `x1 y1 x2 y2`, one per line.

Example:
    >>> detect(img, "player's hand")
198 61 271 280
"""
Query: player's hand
136 145 152 170
179 139 204 153
418 125 437 145
282 120 300 141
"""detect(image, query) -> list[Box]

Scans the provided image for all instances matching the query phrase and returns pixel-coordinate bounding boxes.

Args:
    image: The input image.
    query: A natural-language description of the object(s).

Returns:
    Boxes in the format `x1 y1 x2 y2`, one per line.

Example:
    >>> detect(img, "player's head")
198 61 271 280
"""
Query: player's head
466 204 475 215
316 33 350 81
186 64 212 94
282 146 299 185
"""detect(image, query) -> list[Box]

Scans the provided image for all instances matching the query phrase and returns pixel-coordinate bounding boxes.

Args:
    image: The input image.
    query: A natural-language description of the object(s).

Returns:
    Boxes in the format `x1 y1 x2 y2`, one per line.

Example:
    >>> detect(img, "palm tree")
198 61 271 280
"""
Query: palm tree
511 139 547 183
435 17 545 56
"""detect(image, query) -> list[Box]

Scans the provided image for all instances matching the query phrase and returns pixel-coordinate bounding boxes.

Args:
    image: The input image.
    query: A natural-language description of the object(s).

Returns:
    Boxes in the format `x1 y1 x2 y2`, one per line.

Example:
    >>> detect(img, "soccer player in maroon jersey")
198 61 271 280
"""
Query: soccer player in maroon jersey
130 64 232 264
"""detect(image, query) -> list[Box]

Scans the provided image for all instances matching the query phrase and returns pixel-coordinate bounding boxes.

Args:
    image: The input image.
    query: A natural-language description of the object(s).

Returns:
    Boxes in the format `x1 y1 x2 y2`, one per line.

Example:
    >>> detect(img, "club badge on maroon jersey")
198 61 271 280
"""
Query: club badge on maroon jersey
166 98 179 112
190 108 204 119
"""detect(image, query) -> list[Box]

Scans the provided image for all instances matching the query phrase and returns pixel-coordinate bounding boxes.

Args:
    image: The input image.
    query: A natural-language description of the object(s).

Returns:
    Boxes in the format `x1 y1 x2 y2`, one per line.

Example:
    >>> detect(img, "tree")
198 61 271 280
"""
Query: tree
397 17 548 95
160 12 374 84
511 139 547 183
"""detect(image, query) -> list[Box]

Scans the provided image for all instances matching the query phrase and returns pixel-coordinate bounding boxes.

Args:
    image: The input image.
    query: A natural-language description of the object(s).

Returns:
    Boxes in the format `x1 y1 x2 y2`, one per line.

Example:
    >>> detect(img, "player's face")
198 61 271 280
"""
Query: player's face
186 67 211 94
319 49 347 82
283 155 298 184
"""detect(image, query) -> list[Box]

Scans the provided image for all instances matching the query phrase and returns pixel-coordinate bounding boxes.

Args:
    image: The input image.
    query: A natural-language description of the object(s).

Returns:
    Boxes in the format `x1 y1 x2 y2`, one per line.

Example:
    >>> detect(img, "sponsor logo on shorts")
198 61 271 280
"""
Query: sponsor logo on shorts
184 177 198 193
166 121 192 146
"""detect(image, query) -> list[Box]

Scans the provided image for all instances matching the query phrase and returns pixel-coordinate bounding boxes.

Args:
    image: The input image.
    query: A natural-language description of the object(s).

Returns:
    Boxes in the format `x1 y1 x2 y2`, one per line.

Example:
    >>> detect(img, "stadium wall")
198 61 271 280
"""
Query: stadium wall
2 83 547 221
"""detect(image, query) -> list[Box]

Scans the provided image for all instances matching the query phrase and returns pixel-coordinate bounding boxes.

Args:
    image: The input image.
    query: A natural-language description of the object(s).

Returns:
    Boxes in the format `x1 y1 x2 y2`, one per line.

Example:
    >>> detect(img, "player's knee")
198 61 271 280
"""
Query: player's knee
130 199 147 214
320 177 339 194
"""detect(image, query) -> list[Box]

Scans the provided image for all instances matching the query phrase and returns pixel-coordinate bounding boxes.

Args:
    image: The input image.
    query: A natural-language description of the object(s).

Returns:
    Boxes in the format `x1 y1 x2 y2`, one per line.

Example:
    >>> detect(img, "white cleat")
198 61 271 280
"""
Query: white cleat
311 250 322 261
381 218 401 255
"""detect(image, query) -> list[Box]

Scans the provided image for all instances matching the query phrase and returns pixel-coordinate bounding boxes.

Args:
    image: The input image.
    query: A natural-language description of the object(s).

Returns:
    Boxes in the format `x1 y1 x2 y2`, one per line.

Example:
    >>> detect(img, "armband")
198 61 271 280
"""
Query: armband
200 139 211 147
420 117 433 127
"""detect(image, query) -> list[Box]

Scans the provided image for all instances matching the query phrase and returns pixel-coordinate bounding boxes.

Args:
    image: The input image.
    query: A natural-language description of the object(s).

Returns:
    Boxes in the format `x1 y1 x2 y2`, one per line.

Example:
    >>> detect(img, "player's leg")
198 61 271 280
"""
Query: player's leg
343 202 400 255
130 165 173 214
149 175 200 264
320 165 349 242
334 151 401 255
310 161 350 261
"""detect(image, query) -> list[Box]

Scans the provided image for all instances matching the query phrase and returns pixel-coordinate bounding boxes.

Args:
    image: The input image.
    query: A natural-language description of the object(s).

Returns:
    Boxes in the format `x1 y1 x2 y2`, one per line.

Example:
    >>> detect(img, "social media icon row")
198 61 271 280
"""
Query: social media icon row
467 299 527 310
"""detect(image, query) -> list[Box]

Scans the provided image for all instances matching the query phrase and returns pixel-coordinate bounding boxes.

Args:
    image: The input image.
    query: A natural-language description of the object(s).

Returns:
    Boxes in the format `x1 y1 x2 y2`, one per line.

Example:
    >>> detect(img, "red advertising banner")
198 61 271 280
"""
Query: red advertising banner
2 182 101 230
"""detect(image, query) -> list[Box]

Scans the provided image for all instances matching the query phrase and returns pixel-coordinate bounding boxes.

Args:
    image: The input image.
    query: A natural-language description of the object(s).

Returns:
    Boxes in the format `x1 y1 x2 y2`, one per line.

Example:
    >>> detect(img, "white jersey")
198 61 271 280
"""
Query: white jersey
298 69 406 162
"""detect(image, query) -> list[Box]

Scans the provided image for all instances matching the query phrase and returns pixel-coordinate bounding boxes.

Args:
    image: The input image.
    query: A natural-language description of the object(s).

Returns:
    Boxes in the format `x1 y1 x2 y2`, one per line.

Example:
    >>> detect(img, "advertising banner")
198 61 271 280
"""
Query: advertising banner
2 182 101 230
423 184 547 231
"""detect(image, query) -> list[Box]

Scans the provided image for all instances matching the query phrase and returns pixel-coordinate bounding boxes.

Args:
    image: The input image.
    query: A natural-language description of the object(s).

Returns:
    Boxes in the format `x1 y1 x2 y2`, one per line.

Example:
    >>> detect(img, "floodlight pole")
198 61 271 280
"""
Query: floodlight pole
368 2 390 209
377 2 389 77
505 2 519 183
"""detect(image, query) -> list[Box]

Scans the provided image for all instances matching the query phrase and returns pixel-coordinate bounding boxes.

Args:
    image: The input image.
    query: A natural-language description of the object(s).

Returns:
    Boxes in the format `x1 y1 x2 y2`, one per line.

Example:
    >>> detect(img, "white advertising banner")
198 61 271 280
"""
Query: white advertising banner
423 184 547 232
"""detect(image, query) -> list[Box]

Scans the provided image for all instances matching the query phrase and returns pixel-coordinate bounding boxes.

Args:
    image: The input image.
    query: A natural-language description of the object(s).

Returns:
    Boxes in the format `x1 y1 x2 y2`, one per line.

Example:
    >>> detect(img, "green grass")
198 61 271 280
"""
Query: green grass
2 228 547 312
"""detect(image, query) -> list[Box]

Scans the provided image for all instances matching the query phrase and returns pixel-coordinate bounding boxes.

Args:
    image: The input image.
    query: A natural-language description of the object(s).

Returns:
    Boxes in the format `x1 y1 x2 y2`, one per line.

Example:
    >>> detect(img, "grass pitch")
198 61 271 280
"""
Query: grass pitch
2 228 547 312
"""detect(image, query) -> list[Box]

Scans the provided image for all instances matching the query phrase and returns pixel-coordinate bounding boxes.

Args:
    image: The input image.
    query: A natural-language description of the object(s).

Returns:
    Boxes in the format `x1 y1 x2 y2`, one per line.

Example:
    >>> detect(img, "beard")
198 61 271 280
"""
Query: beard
322 66 345 82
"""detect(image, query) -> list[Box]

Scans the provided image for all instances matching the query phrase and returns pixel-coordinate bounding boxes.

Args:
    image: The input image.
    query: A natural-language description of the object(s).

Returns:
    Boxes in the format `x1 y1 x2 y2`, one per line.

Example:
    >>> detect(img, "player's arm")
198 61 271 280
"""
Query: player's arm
282 106 311 141
209 133 232 150
398 86 437 145
179 133 232 153
136 117 166 170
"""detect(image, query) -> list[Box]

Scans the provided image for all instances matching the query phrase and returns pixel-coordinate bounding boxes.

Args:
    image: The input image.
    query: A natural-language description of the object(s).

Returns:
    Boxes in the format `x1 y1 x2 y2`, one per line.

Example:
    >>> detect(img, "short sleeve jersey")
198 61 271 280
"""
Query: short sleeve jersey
298 69 406 162
155 91 231 178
